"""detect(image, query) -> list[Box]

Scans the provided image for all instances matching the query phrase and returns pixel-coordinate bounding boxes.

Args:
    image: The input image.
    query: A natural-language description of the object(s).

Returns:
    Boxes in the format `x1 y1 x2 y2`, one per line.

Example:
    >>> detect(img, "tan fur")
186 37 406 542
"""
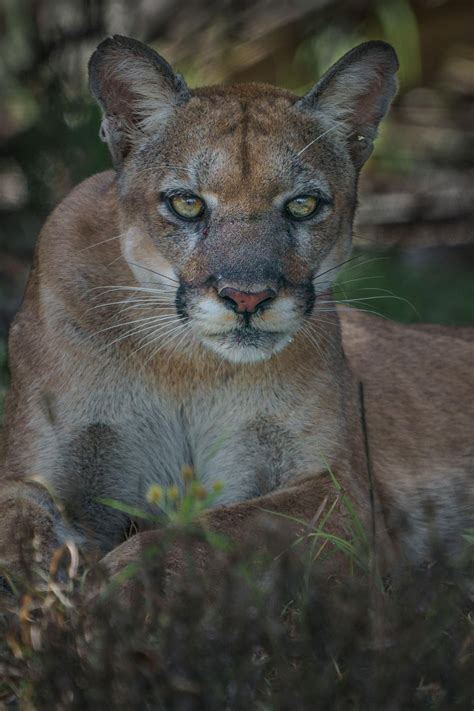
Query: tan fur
0 37 472 586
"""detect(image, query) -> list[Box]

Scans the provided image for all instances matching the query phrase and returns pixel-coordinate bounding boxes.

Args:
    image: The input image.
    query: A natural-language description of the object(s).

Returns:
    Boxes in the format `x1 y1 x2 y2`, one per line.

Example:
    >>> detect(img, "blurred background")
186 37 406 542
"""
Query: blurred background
0 0 473 413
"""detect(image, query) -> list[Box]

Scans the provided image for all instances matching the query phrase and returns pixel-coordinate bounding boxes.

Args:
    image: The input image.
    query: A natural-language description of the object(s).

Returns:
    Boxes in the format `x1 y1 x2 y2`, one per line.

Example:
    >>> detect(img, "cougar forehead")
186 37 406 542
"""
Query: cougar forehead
126 83 355 202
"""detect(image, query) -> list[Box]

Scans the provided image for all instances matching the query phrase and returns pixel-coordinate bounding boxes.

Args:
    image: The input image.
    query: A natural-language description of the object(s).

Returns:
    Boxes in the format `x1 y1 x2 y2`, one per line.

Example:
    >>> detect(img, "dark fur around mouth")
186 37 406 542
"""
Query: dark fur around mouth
175 283 189 320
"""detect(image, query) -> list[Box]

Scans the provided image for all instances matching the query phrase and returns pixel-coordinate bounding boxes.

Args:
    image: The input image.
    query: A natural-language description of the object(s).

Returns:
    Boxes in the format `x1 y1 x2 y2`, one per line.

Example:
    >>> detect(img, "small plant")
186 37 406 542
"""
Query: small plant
100 464 225 528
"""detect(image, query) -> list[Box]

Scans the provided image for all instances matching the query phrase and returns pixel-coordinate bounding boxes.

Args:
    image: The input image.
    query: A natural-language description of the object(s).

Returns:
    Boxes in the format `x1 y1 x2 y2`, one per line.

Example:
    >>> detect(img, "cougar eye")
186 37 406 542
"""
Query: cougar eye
168 194 205 220
286 195 319 220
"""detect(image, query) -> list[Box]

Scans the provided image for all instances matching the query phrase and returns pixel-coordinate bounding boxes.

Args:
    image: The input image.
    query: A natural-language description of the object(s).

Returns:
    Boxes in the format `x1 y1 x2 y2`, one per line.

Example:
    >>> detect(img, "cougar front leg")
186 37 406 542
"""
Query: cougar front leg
0 422 137 587
0 479 78 588
101 473 365 590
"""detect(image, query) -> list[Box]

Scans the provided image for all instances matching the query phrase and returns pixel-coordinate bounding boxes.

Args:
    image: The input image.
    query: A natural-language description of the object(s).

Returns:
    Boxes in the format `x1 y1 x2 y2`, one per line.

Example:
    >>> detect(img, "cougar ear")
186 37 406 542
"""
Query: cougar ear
89 35 191 165
295 41 399 167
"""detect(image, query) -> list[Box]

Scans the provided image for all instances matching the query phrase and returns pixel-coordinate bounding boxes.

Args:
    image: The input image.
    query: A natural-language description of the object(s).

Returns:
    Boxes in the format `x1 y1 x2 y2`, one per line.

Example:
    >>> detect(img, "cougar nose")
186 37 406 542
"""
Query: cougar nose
218 287 277 314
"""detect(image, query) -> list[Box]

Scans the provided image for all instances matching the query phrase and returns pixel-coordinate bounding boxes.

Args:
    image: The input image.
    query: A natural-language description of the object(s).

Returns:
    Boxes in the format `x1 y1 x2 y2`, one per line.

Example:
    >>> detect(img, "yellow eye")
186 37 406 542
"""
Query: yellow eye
169 194 205 220
286 195 319 220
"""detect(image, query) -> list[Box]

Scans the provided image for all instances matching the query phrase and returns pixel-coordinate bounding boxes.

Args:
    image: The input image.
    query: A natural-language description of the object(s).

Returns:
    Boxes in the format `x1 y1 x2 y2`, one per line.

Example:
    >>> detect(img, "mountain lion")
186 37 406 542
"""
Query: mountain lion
0 36 472 585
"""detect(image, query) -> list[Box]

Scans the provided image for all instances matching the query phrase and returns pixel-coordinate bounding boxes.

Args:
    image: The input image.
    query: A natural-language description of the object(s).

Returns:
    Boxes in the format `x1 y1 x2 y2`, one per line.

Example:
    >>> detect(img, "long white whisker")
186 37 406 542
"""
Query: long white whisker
125 325 186 361
142 323 188 363
88 298 174 312
296 124 341 157
91 314 178 339
319 294 419 315
90 286 176 296
306 316 340 328
334 291 420 317
96 322 168 353
136 280 177 288
326 295 407 303
79 234 123 252
125 261 179 284
107 308 170 324
129 320 186 356
300 325 323 359
165 325 190 366
304 319 333 350
334 276 383 287
313 255 388 284
314 305 393 321
107 319 182 351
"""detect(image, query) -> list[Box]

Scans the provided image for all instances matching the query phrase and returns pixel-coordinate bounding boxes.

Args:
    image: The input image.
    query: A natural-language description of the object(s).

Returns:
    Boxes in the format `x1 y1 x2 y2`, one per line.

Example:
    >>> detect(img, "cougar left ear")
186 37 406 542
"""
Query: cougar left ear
295 41 399 167
89 35 191 166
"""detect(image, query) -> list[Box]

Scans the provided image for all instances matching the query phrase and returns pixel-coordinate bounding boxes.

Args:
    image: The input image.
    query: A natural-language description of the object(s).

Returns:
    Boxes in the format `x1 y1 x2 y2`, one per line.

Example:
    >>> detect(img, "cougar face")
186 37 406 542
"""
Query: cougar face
90 36 398 363
119 91 358 363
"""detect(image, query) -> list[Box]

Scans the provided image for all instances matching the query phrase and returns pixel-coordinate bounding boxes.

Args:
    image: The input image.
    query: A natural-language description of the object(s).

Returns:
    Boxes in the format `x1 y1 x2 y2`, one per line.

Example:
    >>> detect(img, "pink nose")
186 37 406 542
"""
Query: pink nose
218 287 276 314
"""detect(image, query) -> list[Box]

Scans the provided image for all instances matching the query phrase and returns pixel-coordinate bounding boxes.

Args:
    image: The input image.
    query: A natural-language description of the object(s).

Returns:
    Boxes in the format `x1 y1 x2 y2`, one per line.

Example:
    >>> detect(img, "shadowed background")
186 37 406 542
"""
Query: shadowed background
1 0 473 413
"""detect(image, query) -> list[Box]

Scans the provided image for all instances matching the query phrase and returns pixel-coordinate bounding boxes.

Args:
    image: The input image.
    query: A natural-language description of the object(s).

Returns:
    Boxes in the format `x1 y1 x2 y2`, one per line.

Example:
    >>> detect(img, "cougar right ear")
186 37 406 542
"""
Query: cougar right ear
89 35 190 166
295 41 399 167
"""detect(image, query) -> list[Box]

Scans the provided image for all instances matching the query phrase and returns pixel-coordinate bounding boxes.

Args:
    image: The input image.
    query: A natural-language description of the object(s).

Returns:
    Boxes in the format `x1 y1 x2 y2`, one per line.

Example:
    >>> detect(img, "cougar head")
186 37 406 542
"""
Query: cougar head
89 36 398 363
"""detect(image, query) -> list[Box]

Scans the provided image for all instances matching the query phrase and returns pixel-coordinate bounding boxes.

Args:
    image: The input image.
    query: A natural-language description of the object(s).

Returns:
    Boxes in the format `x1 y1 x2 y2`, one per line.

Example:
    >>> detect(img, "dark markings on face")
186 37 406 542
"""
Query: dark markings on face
175 283 189 320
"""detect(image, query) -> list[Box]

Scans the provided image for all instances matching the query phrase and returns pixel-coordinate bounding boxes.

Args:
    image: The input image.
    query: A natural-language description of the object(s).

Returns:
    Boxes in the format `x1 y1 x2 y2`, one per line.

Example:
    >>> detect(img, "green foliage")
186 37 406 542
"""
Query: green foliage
292 0 421 95
336 249 474 326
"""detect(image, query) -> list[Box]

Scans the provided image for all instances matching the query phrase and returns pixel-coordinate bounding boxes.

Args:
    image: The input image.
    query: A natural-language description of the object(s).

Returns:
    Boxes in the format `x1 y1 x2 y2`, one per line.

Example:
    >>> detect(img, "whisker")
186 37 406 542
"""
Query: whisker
133 280 176 288
313 254 366 283
142 323 188 364
91 314 178 339
334 275 383 287
306 316 340 328
214 352 228 379
164 325 191 366
320 294 418 308
314 255 389 284
106 304 174 322
125 261 179 284
95 322 168 353
304 320 333 352
340 256 390 274
88 298 174 312
125 323 184 358
107 319 182 351
334 289 420 317
107 253 127 267
314 305 393 321
89 286 177 296
151 329 189 364
296 124 341 157
98 305 173 322
79 234 123 252
300 325 325 360
134 319 183 353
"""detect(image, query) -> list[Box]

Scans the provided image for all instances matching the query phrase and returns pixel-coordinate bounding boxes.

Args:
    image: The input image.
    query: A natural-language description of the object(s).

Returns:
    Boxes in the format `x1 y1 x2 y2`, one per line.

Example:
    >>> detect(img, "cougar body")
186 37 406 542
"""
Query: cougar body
0 37 472 578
